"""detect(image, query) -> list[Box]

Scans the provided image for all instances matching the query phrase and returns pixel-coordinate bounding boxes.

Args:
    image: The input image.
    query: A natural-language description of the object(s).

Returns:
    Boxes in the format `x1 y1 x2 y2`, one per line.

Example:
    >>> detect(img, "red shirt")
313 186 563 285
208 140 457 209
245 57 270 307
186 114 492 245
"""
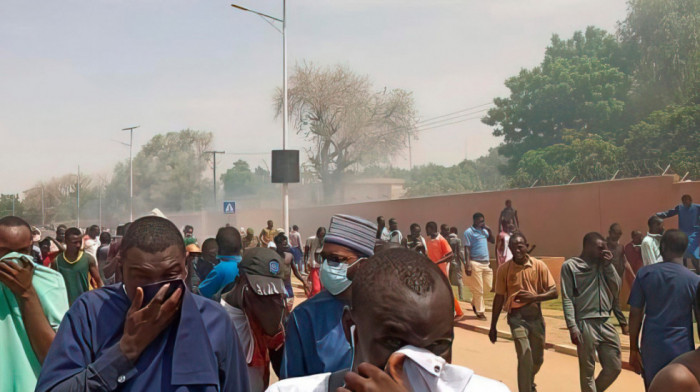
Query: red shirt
624 242 644 274
426 235 452 276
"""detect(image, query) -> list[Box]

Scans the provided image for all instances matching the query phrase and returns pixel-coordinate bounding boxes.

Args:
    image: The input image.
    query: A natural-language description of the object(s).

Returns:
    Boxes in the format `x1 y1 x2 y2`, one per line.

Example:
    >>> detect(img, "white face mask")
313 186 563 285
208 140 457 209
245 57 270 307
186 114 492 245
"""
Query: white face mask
395 346 473 392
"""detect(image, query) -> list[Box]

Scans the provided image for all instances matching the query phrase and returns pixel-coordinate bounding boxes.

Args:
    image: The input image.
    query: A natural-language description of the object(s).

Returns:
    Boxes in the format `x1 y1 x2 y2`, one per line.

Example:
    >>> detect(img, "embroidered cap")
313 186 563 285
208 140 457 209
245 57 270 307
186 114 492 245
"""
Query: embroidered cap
323 214 377 257
239 247 286 296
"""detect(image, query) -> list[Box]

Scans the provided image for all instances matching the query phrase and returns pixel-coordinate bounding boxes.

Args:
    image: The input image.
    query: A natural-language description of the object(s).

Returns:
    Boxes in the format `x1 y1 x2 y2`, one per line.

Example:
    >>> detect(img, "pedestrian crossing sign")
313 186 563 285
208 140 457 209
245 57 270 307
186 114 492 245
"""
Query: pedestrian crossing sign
223 201 236 214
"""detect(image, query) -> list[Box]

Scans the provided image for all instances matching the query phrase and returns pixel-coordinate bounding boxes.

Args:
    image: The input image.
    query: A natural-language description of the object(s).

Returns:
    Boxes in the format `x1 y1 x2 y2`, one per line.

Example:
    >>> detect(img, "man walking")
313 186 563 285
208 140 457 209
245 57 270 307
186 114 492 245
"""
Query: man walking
259 220 276 247
490 232 557 392
642 215 664 266
447 226 467 301
561 232 622 392
425 222 462 318
280 215 376 379
499 199 520 232
657 194 700 272
52 227 103 305
623 230 645 275
628 229 700 388
387 218 403 243
606 223 634 335
288 225 304 274
0 216 69 391
304 227 325 298
198 227 242 300
464 212 495 320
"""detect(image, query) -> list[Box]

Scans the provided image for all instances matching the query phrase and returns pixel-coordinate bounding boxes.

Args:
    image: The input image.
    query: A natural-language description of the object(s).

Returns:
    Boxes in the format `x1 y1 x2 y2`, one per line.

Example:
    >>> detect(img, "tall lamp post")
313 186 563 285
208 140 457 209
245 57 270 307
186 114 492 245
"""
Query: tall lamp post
231 1 290 233
122 126 139 221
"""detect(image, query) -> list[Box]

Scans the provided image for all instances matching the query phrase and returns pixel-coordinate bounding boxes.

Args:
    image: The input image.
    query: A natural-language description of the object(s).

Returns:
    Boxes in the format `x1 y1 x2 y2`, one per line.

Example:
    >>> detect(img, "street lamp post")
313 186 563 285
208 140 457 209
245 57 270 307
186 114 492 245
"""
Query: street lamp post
231 1 290 233
122 126 139 221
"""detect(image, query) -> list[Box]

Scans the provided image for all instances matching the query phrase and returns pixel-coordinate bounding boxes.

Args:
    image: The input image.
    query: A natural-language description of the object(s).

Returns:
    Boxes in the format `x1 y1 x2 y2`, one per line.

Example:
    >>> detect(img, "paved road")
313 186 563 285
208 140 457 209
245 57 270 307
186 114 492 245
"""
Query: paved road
451 326 644 391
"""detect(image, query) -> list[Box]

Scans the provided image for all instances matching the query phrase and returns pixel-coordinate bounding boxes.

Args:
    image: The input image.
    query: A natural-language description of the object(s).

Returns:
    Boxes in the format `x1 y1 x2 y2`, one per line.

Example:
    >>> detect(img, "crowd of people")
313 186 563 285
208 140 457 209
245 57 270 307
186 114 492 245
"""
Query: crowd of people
0 194 698 391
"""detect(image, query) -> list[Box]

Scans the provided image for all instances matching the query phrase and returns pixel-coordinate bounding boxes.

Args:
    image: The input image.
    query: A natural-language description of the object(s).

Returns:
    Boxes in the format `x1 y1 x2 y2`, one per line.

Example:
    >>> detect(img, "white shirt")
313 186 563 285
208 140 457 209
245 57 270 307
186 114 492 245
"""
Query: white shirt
305 236 323 269
641 233 662 266
266 371 509 392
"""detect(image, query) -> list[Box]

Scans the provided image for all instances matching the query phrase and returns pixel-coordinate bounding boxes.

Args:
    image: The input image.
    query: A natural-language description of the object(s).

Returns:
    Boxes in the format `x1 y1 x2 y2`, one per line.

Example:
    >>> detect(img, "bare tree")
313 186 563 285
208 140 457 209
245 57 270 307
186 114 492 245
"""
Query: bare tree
275 62 417 202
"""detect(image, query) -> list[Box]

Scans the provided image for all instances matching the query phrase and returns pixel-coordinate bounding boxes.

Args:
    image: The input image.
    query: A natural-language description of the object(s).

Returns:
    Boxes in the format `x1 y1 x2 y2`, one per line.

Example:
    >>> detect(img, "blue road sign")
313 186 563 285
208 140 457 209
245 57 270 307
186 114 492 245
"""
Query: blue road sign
223 201 236 214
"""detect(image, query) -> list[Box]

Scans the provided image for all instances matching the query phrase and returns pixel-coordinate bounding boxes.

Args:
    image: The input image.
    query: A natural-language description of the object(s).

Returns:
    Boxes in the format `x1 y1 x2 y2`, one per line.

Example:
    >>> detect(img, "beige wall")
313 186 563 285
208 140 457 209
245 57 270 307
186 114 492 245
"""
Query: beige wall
169 176 700 261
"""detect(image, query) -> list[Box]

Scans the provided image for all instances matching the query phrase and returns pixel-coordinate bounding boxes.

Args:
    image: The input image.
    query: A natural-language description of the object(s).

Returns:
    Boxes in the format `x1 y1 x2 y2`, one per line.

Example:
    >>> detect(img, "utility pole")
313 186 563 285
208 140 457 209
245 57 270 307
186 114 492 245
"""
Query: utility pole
122 126 139 221
231 0 289 233
11 194 15 215
98 180 102 229
77 166 80 228
41 185 45 227
204 151 225 208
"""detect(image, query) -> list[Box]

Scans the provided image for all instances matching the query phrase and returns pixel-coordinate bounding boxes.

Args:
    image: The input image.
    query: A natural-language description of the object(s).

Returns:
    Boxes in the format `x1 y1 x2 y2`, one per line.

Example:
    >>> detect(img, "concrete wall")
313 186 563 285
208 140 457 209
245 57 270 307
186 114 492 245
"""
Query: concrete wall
169 176 700 262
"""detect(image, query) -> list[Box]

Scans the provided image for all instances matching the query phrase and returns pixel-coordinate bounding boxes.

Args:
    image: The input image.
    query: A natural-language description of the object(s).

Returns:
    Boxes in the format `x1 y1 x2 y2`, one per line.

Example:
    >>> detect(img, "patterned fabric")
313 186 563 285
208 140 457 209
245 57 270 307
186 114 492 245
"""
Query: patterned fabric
323 214 377 257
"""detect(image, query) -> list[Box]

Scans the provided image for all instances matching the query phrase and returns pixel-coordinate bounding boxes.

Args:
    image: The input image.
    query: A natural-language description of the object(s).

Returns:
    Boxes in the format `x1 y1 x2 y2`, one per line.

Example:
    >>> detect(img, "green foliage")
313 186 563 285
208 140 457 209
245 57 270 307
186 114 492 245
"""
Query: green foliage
0 194 23 217
511 132 624 187
104 129 213 219
483 29 631 172
619 0 700 113
624 102 700 176
221 160 276 199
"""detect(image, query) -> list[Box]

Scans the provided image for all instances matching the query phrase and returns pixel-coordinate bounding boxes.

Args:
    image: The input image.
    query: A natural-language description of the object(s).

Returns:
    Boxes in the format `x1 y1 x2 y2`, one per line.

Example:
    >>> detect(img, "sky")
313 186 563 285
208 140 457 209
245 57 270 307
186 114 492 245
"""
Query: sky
0 0 629 194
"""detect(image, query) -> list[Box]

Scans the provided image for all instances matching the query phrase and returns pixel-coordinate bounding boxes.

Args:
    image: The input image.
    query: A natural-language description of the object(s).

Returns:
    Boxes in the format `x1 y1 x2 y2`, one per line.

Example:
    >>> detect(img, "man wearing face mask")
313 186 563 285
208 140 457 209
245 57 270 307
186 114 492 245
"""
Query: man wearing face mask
561 232 622 392
35 216 249 391
0 216 69 392
280 214 376 380
222 248 288 391
267 248 509 392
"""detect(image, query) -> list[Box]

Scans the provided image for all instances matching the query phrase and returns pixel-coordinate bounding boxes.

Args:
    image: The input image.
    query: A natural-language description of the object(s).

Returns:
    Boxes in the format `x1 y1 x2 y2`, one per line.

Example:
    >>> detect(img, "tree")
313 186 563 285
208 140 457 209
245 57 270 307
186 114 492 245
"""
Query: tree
276 63 418 202
624 101 700 177
220 160 276 199
483 29 632 173
619 0 700 114
510 131 624 187
0 194 23 217
104 129 213 218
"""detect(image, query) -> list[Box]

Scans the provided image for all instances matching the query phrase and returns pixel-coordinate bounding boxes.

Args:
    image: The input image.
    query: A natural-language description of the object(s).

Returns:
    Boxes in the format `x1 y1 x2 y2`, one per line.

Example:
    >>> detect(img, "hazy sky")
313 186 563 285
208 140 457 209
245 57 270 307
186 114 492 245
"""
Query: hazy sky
0 0 628 194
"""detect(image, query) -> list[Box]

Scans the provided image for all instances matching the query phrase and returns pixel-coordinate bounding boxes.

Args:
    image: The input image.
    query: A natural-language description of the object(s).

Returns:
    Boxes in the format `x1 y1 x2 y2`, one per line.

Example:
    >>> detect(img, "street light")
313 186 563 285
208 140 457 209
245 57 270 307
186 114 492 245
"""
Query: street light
231 1 290 234
122 126 139 221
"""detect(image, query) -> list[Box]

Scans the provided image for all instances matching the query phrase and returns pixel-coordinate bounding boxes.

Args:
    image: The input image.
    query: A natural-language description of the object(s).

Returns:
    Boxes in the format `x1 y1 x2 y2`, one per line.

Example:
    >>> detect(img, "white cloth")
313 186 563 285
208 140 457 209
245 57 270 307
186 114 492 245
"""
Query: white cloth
266 372 330 392
381 227 392 241
265 347 510 392
398 346 509 392
83 238 100 259
389 230 404 243
641 233 662 266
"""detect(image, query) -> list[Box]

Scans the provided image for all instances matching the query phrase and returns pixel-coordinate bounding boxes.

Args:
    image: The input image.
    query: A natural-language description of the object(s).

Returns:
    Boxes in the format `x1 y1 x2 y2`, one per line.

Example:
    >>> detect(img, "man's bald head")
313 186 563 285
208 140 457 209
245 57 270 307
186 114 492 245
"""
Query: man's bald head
346 248 454 369
0 216 33 258
660 229 688 260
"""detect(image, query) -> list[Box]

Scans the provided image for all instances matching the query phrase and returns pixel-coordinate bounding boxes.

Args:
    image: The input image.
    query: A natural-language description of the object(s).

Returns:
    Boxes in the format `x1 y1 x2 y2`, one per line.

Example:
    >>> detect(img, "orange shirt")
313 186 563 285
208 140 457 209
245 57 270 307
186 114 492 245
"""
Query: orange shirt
495 256 556 312
426 235 452 276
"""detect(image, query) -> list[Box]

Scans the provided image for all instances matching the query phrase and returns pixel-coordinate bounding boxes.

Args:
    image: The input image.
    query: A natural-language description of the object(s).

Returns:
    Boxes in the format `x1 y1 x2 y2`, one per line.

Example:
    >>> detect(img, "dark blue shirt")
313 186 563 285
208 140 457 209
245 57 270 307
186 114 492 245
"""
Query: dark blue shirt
198 255 242 299
658 203 700 235
628 262 700 386
35 284 249 391
280 290 352 379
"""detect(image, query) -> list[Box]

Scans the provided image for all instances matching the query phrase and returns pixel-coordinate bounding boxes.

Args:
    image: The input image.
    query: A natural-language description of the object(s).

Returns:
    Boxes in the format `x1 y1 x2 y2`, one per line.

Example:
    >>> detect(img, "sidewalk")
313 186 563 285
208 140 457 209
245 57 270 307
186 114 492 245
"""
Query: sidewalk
453 291 634 370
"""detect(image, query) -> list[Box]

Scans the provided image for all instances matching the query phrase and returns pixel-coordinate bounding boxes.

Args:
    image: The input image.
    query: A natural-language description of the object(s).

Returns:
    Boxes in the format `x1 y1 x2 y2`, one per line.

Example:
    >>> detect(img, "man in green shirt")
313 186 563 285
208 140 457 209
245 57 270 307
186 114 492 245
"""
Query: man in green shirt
51 227 102 304
0 216 69 391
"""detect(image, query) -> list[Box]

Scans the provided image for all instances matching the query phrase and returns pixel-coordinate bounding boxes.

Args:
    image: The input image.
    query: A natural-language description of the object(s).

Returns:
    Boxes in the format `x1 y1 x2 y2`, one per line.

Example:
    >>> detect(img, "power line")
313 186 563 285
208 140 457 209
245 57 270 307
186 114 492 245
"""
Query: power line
414 102 492 125
413 108 489 127
412 115 484 133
